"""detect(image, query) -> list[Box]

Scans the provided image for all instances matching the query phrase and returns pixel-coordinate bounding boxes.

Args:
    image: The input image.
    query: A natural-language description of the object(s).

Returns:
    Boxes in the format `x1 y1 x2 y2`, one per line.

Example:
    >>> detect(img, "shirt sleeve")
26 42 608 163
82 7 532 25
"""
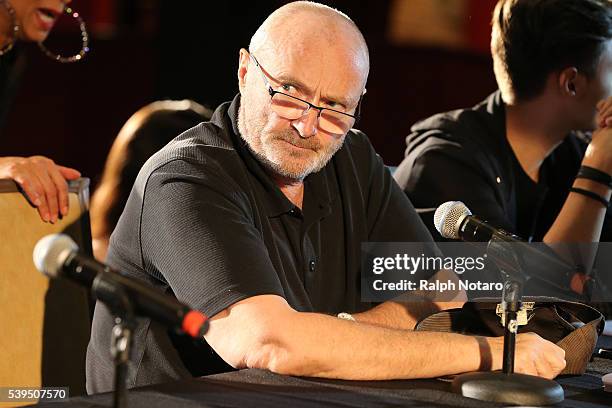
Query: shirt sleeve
138 158 285 318
394 138 514 239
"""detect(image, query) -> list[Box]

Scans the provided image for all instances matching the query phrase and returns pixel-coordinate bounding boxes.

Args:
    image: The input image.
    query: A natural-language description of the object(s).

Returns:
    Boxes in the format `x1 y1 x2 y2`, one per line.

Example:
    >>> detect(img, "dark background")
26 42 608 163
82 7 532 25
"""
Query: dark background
1 0 498 189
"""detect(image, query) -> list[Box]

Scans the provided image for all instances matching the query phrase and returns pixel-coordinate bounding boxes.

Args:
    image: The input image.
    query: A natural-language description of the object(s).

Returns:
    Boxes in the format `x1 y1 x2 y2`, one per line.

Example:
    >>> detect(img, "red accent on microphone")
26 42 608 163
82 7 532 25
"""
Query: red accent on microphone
182 310 209 338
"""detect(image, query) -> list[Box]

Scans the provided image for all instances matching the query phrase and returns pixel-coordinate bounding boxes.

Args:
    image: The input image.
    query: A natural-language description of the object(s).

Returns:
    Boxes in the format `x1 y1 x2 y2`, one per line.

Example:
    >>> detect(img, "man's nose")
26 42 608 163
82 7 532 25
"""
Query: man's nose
292 109 319 138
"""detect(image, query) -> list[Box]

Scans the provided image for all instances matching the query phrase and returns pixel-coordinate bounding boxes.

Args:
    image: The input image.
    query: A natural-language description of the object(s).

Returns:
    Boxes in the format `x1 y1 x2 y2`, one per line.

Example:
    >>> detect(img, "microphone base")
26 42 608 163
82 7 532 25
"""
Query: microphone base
452 372 564 406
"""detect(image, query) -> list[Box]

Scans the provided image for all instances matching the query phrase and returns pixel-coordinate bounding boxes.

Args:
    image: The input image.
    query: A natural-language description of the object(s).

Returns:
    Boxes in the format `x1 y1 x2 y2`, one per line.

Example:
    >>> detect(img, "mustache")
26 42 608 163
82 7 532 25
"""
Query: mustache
272 129 323 150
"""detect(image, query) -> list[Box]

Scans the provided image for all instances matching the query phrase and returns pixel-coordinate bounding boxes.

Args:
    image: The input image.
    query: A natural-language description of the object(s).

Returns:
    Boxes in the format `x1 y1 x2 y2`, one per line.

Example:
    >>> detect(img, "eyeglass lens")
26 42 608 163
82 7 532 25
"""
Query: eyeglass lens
271 93 354 135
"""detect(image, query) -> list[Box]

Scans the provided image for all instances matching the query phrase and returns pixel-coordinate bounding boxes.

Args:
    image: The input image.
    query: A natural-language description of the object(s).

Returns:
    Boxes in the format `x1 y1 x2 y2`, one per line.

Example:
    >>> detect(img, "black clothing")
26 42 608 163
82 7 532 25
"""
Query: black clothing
0 48 25 132
38 362 612 408
87 95 437 393
394 91 612 242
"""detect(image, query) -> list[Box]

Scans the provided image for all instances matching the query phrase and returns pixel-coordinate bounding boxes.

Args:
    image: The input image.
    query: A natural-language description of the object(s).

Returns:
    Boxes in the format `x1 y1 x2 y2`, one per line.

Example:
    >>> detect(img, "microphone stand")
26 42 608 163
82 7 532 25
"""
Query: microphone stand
92 273 136 408
111 315 134 408
451 241 565 406
501 280 520 375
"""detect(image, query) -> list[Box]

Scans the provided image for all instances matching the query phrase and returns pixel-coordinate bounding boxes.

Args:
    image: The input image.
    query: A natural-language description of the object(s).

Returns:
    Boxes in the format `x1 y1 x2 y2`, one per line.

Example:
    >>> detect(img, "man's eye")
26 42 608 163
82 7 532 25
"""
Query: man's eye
325 102 345 112
281 84 295 92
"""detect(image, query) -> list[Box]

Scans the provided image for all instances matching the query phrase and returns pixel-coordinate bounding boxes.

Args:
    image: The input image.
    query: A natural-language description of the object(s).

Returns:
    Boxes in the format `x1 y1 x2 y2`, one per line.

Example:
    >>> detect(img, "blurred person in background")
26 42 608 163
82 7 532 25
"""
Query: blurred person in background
0 0 88 222
90 100 212 261
395 0 612 245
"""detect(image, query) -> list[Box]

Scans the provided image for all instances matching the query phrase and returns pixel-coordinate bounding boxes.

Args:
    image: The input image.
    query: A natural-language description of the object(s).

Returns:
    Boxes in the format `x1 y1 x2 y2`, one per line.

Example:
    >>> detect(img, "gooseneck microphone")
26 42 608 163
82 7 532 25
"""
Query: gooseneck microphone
436 202 567 404
434 201 578 291
434 201 522 242
33 234 209 338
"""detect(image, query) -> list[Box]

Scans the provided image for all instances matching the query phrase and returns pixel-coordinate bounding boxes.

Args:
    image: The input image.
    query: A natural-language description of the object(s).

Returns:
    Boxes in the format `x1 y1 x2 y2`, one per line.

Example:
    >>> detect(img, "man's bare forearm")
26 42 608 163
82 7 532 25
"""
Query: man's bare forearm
544 178 611 244
353 300 464 330
247 310 497 380
208 295 564 381
353 269 466 330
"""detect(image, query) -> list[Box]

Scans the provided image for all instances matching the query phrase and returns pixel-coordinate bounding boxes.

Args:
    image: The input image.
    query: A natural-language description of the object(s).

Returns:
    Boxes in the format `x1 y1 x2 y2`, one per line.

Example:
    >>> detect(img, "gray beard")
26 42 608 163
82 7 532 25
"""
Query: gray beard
237 102 345 181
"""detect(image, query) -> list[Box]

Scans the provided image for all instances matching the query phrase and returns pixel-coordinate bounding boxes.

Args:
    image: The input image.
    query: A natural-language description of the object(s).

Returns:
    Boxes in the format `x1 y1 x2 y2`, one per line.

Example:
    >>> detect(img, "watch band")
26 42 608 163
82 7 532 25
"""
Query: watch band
337 312 356 321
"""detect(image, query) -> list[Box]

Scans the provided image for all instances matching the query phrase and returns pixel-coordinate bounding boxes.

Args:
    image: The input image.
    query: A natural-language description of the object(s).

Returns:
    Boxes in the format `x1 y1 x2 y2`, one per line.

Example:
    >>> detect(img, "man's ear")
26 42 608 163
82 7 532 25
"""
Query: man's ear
558 67 585 97
238 48 250 93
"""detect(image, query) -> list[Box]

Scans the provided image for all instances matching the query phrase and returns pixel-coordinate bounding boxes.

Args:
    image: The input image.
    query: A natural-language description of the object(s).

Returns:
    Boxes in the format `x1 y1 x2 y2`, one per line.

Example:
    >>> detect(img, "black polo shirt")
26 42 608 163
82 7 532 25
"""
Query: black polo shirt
394 91 612 242
86 95 436 393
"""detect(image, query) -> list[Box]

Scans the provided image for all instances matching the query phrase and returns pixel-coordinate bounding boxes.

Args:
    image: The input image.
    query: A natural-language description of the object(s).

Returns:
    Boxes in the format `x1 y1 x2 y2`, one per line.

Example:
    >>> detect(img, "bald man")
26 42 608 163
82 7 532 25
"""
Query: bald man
86 2 565 393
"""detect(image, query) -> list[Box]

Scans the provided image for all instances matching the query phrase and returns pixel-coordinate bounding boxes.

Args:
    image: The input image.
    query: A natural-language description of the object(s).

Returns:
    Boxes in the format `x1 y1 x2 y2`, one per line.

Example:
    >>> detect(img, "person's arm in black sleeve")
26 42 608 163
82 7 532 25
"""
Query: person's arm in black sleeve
140 160 286 318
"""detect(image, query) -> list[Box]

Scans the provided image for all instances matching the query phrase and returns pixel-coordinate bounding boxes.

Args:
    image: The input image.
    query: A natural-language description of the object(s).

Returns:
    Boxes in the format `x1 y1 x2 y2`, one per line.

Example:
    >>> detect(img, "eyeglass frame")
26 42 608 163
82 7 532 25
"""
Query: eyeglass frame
248 52 363 131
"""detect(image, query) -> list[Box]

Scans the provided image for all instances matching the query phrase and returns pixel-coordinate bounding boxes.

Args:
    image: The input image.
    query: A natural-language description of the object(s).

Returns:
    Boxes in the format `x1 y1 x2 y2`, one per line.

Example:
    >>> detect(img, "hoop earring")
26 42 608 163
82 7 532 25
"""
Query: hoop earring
0 0 20 56
37 6 89 63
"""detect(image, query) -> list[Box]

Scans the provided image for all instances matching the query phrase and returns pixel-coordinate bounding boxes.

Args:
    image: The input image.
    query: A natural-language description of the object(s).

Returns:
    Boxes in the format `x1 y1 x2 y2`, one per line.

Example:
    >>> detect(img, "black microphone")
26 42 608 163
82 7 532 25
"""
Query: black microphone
433 201 525 243
33 234 209 338
433 201 580 292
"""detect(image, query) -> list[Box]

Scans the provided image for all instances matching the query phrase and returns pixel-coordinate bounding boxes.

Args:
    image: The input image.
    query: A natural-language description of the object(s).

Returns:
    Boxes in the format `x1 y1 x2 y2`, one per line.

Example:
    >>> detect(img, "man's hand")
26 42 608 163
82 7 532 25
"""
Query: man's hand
583 97 612 175
0 156 81 223
488 332 566 379
596 97 612 128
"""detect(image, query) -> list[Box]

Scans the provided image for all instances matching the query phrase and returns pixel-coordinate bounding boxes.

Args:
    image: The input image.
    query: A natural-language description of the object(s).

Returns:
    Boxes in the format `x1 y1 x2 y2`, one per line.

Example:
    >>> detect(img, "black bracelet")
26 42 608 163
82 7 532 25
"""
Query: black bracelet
569 187 610 208
576 165 612 189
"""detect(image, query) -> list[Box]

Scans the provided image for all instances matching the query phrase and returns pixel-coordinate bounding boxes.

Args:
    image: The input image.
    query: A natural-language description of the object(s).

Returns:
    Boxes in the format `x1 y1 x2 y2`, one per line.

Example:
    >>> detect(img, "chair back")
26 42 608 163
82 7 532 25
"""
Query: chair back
0 178 92 402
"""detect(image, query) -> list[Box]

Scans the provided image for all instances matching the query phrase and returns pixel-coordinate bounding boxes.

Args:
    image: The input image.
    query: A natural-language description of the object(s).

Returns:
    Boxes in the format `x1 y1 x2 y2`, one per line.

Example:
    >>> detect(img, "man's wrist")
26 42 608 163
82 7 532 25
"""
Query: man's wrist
479 336 503 372
573 178 612 199
581 150 612 177
577 165 612 188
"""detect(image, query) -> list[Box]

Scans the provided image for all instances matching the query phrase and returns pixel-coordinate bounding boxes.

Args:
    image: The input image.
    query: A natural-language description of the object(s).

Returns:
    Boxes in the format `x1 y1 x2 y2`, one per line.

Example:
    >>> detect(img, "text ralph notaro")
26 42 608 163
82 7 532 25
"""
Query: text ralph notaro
372 279 503 292
372 254 486 275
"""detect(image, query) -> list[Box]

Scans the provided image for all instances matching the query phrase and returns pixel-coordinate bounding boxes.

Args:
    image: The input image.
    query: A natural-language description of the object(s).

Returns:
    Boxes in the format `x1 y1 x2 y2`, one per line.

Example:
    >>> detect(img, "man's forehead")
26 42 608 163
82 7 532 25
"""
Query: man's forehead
270 58 362 103
256 40 367 103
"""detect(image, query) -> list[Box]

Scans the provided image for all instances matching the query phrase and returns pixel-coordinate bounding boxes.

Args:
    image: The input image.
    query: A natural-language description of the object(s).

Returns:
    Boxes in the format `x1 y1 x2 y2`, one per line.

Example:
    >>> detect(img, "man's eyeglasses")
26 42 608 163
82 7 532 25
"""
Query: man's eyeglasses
249 52 361 136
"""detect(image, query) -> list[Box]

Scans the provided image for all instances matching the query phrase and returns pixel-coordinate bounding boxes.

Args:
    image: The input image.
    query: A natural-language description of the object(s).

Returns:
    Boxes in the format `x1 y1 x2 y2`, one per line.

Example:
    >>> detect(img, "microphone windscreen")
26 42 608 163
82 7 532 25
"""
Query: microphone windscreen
33 234 78 278
434 201 471 239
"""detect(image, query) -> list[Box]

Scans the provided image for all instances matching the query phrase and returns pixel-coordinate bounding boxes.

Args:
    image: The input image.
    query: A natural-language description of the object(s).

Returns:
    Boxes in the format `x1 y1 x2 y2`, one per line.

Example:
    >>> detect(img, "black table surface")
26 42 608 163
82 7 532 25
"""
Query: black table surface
33 336 612 408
